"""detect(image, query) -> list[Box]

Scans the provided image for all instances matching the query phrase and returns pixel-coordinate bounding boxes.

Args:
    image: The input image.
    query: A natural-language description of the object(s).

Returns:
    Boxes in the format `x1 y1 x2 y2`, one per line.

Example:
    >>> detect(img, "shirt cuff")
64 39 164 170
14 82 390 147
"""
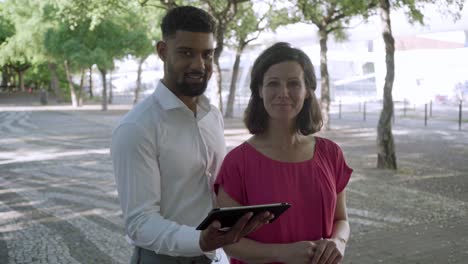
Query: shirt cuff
177 225 204 256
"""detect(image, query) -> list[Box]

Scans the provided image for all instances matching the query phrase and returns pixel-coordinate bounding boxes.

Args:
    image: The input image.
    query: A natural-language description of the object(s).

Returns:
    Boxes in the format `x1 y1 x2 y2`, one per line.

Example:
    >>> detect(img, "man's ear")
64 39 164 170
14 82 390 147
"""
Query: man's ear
156 41 167 62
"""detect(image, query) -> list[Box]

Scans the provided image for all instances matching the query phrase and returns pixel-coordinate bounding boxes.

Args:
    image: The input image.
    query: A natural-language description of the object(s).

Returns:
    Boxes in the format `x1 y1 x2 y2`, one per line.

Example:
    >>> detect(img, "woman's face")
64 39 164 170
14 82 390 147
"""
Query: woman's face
259 61 309 122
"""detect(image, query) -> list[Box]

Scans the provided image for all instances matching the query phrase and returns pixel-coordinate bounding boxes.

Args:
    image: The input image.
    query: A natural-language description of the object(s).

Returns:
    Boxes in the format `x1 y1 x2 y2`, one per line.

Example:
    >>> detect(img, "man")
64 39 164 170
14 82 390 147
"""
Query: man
111 6 272 264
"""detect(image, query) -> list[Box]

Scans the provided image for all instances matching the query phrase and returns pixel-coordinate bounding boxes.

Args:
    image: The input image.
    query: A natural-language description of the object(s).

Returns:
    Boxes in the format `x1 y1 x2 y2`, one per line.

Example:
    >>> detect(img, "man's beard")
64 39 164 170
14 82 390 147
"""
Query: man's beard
175 75 208 97
166 62 210 97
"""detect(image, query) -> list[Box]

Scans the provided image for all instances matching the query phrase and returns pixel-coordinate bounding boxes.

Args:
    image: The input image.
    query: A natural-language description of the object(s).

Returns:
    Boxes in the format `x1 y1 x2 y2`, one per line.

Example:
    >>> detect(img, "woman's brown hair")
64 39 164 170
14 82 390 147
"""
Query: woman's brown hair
244 42 323 135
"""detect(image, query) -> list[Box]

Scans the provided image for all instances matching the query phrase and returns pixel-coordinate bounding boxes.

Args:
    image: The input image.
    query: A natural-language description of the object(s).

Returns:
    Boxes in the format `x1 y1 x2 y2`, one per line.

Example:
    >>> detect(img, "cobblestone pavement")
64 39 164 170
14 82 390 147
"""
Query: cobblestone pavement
0 105 467 264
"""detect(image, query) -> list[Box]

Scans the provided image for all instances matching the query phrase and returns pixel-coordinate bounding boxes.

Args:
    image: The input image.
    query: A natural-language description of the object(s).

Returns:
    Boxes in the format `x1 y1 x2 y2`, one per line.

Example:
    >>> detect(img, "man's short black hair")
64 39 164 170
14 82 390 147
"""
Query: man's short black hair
161 6 216 39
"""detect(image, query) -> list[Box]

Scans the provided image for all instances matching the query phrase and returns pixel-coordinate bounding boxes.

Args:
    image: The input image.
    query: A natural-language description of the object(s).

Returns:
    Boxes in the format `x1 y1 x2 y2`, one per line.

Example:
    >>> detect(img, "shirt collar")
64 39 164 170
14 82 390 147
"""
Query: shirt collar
153 80 211 114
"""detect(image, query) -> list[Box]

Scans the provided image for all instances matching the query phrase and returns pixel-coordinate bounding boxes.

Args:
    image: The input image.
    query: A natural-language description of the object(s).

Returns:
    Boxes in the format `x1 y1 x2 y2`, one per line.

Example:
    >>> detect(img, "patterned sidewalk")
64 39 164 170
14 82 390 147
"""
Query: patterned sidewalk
0 107 467 263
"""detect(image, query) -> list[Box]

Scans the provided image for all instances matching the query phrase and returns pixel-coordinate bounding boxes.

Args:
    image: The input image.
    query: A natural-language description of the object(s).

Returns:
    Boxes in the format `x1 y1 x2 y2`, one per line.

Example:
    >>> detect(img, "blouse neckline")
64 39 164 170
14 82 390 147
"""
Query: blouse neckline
243 137 319 165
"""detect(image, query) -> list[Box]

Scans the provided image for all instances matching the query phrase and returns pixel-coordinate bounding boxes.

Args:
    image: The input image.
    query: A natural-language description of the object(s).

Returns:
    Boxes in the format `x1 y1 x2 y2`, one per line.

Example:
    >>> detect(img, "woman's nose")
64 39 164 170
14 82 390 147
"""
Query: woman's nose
277 84 289 97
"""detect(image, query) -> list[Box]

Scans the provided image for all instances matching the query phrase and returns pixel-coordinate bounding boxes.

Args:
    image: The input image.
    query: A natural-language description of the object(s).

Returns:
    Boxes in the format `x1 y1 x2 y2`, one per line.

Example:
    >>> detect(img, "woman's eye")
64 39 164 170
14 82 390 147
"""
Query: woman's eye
289 81 300 87
267 81 279 87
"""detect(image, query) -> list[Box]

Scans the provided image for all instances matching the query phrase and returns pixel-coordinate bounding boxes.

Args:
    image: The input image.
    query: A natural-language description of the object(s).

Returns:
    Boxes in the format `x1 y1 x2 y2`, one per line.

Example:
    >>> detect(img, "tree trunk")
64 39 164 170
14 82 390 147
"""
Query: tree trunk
89 66 94 98
214 26 225 113
48 62 64 103
225 44 244 118
464 30 468 47
134 56 146 104
319 29 331 130
12 69 17 90
18 70 25 92
1 65 9 88
377 0 397 170
99 67 108 111
108 70 113 104
63 60 78 107
8 66 14 91
78 68 85 106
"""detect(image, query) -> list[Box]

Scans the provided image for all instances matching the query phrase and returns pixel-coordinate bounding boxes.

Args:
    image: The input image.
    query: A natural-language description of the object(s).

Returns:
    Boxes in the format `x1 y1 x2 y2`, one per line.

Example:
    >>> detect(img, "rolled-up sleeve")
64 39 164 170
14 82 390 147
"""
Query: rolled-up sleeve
111 122 203 256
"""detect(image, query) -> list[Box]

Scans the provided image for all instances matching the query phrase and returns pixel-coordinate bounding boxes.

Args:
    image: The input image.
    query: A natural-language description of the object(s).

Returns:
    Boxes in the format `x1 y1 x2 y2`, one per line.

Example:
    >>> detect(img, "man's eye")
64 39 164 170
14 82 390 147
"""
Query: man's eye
204 52 213 59
180 51 192 56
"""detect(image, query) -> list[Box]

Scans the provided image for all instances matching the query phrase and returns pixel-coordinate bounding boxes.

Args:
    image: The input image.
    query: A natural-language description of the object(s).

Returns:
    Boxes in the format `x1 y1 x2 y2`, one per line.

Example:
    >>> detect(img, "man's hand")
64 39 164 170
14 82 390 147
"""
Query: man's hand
199 211 273 252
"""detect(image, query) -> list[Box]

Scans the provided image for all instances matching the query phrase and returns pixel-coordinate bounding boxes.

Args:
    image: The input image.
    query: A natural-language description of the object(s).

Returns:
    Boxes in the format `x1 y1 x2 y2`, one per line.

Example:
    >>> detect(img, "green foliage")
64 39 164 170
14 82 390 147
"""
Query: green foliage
225 2 258 45
0 14 15 44
0 0 57 66
44 11 153 73
123 7 157 59
225 1 295 49
268 7 300 32
294 0 375 38
50 0 130 30
24 62 52 89
392 0 464 24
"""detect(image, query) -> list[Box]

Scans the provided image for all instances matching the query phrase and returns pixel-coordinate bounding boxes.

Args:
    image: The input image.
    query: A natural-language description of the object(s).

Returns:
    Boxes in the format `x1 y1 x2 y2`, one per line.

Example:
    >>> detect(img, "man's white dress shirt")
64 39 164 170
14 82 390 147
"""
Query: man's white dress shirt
111 81 226 257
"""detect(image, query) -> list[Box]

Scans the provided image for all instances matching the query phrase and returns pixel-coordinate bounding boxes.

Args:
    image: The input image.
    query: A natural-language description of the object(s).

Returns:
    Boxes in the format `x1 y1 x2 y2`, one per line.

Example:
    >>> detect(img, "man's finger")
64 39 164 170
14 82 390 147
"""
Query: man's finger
206 220 221 234
226 212 253 243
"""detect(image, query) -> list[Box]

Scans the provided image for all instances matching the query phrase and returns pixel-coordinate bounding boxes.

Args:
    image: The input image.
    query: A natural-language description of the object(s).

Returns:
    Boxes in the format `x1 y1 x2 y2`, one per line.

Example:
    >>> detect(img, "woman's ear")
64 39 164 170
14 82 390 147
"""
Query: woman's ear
156 41 167 62
258 85 263 99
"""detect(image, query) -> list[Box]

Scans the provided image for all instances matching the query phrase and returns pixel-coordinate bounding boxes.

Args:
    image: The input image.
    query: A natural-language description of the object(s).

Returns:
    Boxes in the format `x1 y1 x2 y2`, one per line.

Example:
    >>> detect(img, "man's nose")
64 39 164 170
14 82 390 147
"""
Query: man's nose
190 55 205 72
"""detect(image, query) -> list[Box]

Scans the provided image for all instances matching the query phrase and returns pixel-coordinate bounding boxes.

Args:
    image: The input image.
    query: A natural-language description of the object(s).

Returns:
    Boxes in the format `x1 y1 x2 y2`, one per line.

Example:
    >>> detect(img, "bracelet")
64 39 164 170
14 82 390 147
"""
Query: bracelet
334 237 347 244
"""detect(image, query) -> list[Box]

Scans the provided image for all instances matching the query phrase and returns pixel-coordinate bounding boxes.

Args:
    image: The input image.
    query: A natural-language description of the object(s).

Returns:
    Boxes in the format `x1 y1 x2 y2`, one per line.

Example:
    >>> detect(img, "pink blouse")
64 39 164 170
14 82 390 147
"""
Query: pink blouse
214 137 352 264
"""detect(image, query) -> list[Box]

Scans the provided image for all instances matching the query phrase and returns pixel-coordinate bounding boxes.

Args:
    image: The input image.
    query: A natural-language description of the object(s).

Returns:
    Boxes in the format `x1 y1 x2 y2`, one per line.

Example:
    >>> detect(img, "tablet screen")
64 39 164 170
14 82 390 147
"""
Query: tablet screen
196 203 291 230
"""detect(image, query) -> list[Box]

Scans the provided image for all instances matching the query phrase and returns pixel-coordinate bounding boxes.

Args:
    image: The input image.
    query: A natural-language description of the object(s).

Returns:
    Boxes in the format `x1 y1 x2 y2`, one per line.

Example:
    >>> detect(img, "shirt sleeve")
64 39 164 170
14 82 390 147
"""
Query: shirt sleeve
111 122 203 257
333 144 353 194
214 148 245 205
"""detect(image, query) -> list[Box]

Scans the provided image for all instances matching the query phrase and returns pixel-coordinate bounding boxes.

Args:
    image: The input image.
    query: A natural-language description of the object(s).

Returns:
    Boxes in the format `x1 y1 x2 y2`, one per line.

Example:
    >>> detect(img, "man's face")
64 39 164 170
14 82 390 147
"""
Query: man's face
158 30 214 97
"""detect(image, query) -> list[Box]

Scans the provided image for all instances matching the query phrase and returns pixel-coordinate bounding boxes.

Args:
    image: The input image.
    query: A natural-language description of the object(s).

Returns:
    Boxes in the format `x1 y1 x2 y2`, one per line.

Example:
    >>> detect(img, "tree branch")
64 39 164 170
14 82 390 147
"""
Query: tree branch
326 25 343 34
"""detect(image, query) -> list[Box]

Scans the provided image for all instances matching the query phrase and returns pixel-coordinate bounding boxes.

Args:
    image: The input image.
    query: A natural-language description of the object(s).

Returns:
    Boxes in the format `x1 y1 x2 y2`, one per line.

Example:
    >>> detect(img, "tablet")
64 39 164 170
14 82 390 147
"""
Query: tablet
196 202 291 230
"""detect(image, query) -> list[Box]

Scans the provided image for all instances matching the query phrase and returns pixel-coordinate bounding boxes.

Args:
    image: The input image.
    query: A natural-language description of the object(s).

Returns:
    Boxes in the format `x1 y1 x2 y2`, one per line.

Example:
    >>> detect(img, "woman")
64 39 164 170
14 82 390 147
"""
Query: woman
214 42 352 264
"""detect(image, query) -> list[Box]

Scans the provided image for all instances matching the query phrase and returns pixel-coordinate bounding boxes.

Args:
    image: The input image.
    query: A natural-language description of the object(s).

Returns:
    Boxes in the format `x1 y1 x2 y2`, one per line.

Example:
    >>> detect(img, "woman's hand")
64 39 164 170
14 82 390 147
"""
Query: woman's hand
310 238 345 264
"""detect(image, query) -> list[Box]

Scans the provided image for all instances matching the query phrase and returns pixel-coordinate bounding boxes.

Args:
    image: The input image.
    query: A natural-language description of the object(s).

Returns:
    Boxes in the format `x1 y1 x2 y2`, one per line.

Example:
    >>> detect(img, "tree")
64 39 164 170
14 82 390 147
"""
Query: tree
0 0 67 100
24 63 51 91
0 0 35 92
376 0 397 169
129 4 163 104
198 0 249 113
375 0 464 169
224 2 286 118
88 18 143 111
0 12 15 90
44 21 94 107
50 0 129 30
292 0 376 130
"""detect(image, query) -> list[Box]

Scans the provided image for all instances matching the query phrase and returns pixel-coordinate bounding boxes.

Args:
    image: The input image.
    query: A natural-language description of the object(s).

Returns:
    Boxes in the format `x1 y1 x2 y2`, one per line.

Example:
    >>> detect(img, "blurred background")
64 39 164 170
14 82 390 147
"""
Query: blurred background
1 0 467 263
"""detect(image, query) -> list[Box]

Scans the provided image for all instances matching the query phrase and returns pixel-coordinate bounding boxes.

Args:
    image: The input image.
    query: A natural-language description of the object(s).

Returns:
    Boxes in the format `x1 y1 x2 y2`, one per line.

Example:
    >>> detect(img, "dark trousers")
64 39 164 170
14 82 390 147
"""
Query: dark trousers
130 247 213 264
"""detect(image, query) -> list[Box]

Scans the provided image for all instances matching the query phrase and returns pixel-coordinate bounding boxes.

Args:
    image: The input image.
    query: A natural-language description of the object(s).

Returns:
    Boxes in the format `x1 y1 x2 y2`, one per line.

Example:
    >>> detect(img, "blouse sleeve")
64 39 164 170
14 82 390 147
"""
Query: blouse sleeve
214 147 245 205
334 144 353 194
